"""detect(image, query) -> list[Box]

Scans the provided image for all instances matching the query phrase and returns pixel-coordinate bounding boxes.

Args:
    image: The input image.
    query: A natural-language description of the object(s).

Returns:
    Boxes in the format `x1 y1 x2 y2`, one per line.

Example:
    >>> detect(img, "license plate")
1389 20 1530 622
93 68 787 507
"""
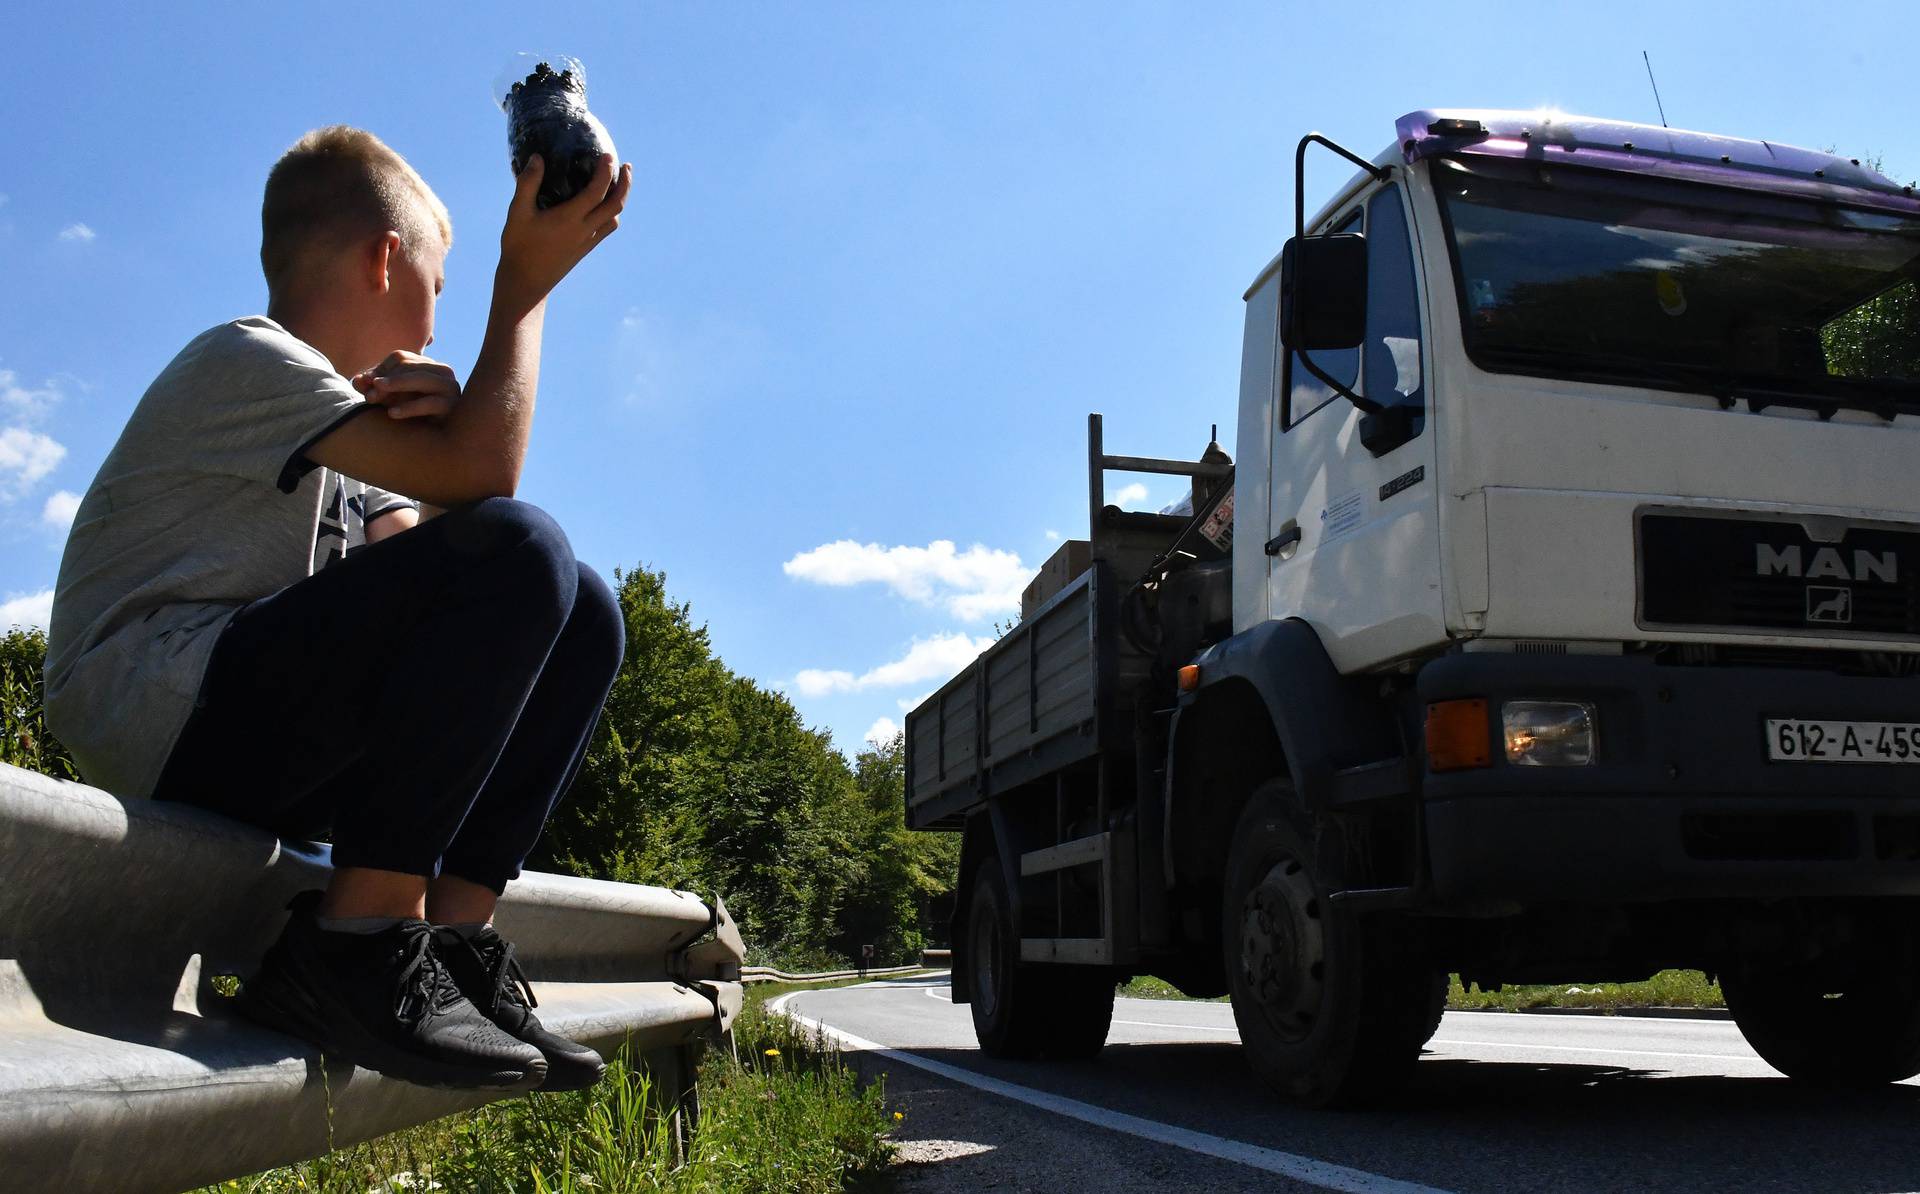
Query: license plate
1767 719 1920 763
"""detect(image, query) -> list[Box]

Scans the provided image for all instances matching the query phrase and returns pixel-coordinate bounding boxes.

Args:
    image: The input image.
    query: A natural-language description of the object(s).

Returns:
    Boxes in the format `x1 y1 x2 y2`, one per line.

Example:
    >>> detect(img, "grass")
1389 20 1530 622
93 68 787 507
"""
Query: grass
195 980 900 1193
1119 975 1227 1002
1121 969 1724 1011
1447 969 1724 1012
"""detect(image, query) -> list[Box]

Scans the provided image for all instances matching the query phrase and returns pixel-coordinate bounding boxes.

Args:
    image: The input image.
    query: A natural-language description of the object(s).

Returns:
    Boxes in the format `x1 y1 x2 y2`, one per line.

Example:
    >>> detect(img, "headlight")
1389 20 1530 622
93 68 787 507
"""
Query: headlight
1502 701 1597 767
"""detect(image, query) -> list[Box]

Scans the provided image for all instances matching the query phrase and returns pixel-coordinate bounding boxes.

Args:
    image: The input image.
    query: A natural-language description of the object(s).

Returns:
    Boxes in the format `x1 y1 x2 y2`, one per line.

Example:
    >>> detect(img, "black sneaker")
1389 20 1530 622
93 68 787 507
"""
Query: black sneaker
435 924 607 1091
237 891 548 1091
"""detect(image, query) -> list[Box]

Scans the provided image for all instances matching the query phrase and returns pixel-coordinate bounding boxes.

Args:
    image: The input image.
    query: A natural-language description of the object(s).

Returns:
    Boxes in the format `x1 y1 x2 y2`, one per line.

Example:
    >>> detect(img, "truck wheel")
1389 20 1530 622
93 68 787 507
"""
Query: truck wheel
1223 780 1434 1107
967 857 1115 1059
1041 968 1117 1059
1723 964 1920 1085
1418 973 1449 1047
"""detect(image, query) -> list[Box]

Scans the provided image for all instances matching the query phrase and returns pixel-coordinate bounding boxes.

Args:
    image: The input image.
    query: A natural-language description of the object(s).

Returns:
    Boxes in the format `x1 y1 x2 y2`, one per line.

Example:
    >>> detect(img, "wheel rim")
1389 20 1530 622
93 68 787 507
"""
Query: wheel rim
1238 857 1326 1043
972 894 1001 1018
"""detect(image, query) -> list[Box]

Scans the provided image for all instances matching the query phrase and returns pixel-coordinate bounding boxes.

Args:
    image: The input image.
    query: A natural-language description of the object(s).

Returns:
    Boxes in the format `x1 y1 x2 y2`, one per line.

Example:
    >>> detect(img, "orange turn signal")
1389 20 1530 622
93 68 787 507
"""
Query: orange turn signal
1426 699 1492 772
1177 664 1202 692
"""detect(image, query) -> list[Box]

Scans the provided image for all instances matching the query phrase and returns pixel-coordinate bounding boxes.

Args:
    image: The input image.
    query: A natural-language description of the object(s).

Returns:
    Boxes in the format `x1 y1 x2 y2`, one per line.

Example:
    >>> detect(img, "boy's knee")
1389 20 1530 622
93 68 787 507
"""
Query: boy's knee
575 563 626 670
440 498 577 608
440 497 573 568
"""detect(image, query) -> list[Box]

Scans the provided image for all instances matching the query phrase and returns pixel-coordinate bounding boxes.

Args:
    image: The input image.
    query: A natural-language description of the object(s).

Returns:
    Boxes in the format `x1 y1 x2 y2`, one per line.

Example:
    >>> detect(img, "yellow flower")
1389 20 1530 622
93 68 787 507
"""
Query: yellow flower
893 1111 904 1121
763 1048 781 1057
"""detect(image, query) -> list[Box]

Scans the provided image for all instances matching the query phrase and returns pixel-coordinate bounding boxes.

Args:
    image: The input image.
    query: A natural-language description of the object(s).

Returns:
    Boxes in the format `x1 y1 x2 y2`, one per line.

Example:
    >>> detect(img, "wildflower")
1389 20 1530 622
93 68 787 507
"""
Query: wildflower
893 1111 904 1121
764 1048 780 1057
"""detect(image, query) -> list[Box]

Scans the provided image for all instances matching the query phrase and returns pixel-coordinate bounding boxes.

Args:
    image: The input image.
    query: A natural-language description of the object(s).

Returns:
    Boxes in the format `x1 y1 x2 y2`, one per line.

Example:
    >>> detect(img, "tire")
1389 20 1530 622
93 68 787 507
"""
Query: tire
1723 963 1920 1086
1417 970 1449 1047
967 857 1116 1059
1222 780 1438 1107
1041 968 1118 1060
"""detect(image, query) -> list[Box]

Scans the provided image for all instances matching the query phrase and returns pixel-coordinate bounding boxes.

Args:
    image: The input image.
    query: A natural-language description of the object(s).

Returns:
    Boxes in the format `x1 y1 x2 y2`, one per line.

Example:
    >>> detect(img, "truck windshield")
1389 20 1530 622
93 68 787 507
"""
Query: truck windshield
1433 155 1920 418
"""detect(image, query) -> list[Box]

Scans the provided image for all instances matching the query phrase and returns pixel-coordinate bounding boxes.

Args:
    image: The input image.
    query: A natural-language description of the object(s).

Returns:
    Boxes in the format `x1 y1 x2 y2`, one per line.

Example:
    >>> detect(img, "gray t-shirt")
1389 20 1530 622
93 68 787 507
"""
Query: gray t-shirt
44 316 418 798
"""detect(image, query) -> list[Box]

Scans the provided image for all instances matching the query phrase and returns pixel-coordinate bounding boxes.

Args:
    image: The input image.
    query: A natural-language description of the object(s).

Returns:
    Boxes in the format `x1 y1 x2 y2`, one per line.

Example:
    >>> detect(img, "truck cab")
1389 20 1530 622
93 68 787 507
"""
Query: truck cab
908 109 1920 1105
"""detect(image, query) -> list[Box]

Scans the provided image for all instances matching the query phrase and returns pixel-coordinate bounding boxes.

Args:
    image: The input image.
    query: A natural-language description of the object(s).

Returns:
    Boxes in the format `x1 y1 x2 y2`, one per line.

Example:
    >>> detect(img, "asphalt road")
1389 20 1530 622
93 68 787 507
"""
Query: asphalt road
780 975 1920 1193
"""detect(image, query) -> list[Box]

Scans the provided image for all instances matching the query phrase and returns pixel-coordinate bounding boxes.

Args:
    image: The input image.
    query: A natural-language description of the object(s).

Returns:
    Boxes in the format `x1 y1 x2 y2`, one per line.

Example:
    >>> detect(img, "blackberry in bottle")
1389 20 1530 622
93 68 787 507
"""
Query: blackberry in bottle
497 55 618 210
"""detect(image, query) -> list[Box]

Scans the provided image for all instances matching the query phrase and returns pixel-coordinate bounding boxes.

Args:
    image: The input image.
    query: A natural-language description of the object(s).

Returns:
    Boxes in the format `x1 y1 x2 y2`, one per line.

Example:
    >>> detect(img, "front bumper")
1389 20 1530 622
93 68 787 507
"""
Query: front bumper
1417 653 1920 903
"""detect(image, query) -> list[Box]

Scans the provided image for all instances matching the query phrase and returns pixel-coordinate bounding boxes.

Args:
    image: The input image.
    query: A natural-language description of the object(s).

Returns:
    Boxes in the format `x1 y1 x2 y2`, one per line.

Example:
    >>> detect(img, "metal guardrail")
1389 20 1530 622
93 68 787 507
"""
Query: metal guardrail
0 763 745 1194
739 964 924 985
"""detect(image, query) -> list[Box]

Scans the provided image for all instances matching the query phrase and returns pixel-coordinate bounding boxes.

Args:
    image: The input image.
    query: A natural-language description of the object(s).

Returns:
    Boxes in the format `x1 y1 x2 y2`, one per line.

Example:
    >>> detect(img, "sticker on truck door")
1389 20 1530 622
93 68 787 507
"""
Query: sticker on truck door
1199 487 1235 551
1320 491 1364 541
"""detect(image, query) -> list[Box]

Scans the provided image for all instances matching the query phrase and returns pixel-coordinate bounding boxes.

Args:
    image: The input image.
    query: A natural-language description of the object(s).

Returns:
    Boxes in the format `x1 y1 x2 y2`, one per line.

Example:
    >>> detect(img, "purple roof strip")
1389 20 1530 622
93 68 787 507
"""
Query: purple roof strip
1397 109 1920 216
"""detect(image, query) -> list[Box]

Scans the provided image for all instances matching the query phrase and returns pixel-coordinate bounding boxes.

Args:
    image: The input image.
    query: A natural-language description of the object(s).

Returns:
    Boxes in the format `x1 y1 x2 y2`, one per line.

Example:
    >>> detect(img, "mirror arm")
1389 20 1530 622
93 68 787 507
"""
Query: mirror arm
1287 133 1393 419
1294 134 1391 239
1293 348 1384 415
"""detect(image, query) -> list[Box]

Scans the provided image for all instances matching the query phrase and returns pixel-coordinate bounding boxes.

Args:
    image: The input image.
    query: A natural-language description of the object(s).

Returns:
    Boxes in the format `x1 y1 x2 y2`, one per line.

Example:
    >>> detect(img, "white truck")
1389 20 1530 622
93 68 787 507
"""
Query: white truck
904 109 1920 1105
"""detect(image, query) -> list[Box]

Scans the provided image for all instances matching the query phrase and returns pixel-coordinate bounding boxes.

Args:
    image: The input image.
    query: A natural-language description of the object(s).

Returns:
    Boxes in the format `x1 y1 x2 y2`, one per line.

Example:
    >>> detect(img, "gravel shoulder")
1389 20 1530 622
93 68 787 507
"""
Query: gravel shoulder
847 1050 1317 1194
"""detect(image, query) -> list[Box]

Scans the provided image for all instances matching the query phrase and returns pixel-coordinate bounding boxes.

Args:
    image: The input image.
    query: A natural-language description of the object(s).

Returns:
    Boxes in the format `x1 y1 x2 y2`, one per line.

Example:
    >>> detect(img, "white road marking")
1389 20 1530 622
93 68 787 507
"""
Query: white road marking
1428 1038 1754 1064
1112 1018 1240 1033
928 981 1771 1065
772 991 1452 1194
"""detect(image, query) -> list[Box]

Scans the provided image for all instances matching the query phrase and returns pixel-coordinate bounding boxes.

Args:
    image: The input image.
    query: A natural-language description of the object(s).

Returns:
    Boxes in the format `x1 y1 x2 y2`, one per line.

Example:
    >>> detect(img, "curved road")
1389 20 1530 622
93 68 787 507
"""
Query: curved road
778 975 1920 1193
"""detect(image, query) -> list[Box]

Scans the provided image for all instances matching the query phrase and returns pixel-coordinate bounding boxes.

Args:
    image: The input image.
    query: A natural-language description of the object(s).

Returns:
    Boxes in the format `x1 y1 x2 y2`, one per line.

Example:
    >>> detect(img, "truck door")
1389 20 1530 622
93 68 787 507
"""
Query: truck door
1267 181 1445 670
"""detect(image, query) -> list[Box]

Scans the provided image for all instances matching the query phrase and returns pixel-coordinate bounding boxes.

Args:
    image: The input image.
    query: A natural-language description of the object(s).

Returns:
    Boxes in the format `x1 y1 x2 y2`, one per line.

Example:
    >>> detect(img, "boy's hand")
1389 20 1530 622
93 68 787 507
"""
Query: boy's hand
496 152 632 316
353 351 462 420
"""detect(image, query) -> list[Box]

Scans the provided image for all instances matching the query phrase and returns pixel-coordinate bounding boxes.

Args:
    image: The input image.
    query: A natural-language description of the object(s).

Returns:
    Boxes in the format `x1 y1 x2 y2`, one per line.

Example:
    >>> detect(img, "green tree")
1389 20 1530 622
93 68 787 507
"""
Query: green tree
534 565 731 892
1 627 79 781
832 732 960 961
531 563 934 964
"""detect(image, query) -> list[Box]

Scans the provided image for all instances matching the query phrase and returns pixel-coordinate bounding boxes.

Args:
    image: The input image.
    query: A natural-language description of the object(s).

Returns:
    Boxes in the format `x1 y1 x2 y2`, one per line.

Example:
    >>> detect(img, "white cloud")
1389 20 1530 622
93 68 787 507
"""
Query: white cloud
40 489 81 532
1044 529 1061 541
0 588 54 632
57 223 95 243
793 668 855 697
897 690 934 713
864 716 901 746
794 632 995 697
1 367 64 423
0 427 66 498
1112 482 1150 507
783 539 1027 622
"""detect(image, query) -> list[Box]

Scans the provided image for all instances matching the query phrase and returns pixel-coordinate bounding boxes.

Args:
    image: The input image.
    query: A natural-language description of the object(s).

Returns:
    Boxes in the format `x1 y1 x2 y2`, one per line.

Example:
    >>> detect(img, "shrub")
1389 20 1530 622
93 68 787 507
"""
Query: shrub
0 627 79 782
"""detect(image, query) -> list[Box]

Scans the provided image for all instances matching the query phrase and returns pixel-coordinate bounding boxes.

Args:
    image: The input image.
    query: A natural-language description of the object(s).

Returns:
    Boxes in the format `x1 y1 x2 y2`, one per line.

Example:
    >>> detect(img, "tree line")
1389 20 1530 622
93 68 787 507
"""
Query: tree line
0 563 958 968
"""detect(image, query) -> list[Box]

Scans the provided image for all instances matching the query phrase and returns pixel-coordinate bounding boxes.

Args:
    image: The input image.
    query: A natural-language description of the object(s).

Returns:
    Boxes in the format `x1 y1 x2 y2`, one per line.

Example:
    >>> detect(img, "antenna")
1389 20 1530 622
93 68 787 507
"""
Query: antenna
1642 50 1670 129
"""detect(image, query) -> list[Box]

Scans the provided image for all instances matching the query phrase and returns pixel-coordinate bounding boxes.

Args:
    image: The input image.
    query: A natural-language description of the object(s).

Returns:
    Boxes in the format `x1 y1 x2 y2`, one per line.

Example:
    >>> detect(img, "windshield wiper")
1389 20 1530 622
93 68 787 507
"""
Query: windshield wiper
1473 345 1920 422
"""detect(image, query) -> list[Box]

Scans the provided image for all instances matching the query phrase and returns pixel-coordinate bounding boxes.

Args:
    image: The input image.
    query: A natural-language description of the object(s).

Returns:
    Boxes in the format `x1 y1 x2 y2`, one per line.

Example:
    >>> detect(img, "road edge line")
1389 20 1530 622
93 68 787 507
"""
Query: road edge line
769 992 1453 1194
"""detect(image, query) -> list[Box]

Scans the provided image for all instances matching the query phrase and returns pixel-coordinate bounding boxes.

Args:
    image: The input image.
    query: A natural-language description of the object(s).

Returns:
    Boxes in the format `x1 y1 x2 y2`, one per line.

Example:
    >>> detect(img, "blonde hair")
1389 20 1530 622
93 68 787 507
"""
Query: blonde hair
260 126 452 295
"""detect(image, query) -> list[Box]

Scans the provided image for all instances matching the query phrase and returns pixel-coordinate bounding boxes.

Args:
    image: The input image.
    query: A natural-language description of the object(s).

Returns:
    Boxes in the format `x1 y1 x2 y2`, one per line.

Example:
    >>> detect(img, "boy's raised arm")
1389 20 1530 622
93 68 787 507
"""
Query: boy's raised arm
306 153 632 507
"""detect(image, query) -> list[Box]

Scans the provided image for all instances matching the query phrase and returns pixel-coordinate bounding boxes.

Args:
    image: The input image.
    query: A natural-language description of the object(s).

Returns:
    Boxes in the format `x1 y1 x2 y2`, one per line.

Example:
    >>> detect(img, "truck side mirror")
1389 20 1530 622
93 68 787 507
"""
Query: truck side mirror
1281 233 1368 351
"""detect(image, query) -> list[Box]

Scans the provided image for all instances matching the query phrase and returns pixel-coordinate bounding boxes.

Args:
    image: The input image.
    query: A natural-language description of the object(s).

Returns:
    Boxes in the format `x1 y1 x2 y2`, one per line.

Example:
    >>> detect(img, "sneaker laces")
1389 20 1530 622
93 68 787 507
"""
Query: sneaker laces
446 929 539 1019
390 922 466 1026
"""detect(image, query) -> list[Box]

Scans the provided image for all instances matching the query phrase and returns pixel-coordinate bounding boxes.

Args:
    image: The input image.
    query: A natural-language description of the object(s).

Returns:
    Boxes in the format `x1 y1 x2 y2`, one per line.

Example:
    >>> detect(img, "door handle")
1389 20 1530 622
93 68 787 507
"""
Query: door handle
1265 526 1303 557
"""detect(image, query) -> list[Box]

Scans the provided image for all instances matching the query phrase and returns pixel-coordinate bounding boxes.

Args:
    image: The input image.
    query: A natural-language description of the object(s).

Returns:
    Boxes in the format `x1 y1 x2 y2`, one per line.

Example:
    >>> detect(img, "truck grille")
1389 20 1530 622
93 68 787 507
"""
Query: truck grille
1639 513 1920 639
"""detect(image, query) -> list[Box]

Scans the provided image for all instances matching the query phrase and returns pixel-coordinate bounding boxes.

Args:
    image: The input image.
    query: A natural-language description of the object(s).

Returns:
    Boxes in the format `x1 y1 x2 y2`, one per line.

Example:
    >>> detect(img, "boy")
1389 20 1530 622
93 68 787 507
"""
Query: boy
43 127 633 1091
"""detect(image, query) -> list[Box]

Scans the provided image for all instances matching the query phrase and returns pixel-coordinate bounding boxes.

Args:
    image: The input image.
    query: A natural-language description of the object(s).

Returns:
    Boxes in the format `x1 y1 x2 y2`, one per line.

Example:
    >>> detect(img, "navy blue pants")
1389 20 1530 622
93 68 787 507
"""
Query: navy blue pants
153 498 624 894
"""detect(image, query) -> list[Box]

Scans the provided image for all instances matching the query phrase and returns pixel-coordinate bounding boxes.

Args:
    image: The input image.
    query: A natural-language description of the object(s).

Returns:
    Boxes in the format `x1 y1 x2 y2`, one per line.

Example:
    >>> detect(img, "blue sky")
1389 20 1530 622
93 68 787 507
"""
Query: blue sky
2 1 1913 755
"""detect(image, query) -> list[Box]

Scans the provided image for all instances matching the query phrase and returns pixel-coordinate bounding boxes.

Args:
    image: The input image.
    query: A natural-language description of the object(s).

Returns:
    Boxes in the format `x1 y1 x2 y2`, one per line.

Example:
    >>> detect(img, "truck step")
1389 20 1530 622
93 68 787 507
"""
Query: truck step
1328 885 1419 910
1019 937 1113 965
1020 832 1110 877
1328 758 1413 807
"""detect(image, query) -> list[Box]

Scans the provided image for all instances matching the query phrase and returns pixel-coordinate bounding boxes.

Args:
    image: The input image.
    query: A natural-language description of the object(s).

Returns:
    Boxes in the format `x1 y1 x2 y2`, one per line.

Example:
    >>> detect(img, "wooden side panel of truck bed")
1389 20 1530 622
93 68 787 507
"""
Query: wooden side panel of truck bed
905 567 1103 829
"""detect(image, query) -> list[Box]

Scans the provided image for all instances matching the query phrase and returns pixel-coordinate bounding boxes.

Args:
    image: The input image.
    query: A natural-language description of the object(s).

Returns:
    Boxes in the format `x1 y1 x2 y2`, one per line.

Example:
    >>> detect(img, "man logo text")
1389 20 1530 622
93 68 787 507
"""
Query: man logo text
1756 545 1898 584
